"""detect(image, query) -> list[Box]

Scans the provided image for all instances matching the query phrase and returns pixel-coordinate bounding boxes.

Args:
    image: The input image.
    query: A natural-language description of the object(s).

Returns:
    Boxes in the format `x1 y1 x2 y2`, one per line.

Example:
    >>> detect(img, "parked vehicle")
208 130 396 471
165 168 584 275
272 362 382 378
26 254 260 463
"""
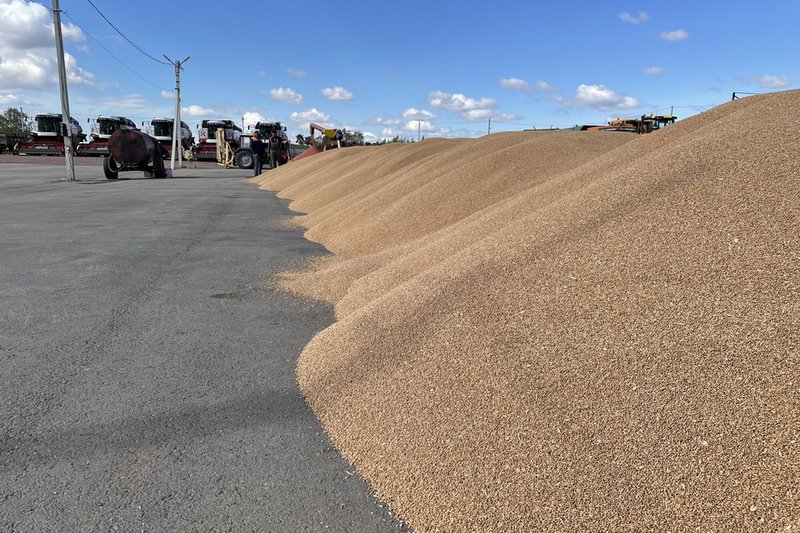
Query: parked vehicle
189 119 242 161
234 122 290 169
149 118 194 157
15 113 85 155
77 116 138 156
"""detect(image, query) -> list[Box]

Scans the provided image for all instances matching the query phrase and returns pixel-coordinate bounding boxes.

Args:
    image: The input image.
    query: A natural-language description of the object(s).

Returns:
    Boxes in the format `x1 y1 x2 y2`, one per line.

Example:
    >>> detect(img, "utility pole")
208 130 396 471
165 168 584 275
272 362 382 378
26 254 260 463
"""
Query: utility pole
51 0 75 182
164 55 190 172
417 121 421 142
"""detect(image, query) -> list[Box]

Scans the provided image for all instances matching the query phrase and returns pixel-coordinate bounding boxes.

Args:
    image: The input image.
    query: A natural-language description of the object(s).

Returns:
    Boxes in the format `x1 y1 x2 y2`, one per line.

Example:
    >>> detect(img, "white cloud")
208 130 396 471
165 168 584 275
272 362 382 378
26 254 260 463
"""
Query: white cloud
465 110 521 122
372 116 401 126
0 93 19 104
535 80 558 92
402 120 451 137
287 67 306 78
321 86 353 101
501 78 558 95
428 90 496 111
566 84 642 111
463 109 494 121
183 104 214 116
64 53 94 85
270 87 302 104
619 11 648 24
258 69 267 76
642 66 664 75
500 77 530 91
401 107 436 120
161 90 174 99
362 131 378 143
242 110 268 130
0 0 82 48
403 120 437 133
659 29 690 42
97 94 149 109
745 75 791 89
0 51 50 90
0 0 90 92
380 127 400 139
290 108 330 123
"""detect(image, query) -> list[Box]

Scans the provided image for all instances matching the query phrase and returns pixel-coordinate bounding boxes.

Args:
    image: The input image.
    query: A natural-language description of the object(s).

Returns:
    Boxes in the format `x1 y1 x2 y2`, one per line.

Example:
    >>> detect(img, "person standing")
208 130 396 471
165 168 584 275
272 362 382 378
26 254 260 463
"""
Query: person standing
269 131 281 169
250 131 266 176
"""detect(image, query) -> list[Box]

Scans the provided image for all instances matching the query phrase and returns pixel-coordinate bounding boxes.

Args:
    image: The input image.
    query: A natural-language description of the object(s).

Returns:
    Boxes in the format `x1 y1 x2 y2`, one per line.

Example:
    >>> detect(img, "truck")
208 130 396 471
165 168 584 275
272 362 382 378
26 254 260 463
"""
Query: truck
234 122 291 169
77 115 138 156
15 113 85 155
149 118 194 158
189 119 242 161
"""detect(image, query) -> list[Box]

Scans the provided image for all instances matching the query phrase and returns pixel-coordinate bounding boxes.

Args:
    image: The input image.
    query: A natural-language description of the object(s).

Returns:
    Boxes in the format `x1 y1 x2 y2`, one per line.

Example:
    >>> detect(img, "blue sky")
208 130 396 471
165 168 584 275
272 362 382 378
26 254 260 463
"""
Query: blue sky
0 0 797 142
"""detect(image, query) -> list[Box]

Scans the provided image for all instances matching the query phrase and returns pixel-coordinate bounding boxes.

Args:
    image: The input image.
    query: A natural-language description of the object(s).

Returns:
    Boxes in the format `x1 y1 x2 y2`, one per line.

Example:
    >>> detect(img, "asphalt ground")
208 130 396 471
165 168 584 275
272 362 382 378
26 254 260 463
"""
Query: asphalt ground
0 160 408 532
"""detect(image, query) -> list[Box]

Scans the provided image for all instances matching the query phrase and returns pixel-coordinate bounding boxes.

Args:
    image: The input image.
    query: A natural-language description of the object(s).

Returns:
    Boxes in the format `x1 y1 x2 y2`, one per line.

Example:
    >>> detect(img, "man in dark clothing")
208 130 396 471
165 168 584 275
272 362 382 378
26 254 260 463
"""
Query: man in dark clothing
250 131 266 176
269 131 281 169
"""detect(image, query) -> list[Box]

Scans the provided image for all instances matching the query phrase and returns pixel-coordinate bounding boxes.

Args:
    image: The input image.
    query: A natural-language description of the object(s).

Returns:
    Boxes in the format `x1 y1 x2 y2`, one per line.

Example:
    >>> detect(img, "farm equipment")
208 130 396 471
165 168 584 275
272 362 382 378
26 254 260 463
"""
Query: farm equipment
102 128 169 180
77 115 138 156
149 118 194 158
189 119 242 161
234 122 291 169
310 122 344 148
583 114 677 133
290 123 345 162
15 113 85 155
0 132 27 154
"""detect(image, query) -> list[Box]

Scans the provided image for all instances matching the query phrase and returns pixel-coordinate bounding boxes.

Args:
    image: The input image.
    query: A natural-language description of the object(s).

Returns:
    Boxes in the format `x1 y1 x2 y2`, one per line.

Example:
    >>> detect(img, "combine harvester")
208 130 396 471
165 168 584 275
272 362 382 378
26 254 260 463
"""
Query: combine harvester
15 113 85 156
189 119 242 161
77 116 138 156
583 114 677 133
148 118 194 158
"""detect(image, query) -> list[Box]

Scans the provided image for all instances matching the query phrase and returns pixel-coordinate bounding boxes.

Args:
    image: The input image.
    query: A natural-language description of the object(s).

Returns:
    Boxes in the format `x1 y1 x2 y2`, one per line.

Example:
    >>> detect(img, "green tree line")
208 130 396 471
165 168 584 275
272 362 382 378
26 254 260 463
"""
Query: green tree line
0 107 30 133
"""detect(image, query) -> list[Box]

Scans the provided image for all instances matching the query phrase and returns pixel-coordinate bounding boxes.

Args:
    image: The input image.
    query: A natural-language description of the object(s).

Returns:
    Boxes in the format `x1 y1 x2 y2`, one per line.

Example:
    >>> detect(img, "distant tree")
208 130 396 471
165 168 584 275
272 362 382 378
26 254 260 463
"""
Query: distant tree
344 130 364 146
378 135 414 144
0 107 29 133
295 133 307 145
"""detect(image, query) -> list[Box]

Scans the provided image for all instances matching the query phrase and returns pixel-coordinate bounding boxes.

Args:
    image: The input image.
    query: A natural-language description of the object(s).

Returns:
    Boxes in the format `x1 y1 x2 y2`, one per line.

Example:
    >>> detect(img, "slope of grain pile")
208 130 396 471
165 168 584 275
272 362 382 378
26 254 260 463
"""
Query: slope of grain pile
252 90 799 532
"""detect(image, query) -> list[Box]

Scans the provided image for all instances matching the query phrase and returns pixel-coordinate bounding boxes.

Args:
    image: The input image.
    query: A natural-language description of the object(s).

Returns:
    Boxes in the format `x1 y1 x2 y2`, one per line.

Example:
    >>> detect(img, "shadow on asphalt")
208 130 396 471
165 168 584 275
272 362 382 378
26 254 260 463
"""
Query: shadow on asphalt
1 390 308 473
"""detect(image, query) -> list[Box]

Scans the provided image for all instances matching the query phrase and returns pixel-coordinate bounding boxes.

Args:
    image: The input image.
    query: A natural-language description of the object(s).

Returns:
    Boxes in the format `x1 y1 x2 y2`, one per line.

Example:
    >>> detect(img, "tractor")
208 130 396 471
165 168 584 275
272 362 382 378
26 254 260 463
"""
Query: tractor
234 122 290 169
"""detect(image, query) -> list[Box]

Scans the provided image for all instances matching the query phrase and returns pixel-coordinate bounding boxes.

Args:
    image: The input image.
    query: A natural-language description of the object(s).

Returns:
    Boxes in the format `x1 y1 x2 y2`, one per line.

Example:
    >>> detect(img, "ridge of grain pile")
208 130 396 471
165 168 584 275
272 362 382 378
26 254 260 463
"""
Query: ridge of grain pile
252 90 799 532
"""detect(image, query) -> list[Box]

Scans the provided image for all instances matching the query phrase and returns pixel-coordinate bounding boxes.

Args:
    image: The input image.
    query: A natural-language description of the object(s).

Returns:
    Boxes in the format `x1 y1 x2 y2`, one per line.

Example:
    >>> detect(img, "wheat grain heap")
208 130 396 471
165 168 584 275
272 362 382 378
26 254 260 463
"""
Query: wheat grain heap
252 90 799 532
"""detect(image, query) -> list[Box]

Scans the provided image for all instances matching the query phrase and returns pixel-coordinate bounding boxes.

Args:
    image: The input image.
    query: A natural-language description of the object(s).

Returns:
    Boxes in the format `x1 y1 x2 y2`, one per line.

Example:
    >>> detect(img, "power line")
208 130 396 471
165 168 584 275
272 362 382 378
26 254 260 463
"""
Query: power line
85 0 170 65
62 12 170 92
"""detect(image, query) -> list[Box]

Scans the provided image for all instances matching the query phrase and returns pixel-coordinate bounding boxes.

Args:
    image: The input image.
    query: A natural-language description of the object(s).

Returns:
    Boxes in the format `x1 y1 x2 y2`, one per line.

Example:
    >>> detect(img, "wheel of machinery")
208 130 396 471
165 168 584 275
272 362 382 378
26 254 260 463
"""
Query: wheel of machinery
236 150 254 169
103 156 119 179
152 153 167 179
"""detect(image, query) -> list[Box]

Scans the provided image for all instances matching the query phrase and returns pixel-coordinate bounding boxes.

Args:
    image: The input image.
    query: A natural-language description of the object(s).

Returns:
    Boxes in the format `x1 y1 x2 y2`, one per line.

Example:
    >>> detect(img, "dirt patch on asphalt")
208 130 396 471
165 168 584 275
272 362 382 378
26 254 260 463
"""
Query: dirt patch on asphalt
252 90 800 532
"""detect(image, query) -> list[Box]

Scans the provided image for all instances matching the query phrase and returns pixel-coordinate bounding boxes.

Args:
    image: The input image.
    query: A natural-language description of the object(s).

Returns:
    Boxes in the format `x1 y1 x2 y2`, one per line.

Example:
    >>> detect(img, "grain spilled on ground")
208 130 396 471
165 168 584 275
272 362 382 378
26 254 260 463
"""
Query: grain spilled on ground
251 90 800 532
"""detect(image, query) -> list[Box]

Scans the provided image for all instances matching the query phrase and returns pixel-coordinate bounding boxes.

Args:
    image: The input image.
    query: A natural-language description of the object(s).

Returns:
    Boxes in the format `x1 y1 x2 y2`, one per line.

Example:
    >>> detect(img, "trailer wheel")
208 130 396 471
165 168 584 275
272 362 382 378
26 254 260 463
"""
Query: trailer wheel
152 152 167 179
236 150 254 169
103 156 119 179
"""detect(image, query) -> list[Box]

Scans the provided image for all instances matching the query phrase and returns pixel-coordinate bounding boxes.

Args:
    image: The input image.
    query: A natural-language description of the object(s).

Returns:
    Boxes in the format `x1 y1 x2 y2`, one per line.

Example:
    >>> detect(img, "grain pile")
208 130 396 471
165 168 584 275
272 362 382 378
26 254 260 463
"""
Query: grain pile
252 90 799 532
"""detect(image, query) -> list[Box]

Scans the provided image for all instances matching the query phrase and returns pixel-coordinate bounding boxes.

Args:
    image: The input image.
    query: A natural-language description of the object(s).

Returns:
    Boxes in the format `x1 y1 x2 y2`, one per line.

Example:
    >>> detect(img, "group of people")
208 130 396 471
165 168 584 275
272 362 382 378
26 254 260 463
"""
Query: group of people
250 130 285 176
